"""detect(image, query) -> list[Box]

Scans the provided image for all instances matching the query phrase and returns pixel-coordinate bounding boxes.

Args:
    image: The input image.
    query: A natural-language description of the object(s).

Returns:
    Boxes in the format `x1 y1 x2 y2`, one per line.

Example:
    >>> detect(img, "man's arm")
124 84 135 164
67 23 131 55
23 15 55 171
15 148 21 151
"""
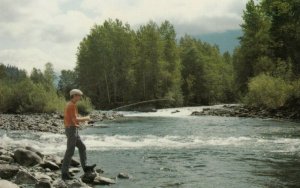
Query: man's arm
76 116 91 122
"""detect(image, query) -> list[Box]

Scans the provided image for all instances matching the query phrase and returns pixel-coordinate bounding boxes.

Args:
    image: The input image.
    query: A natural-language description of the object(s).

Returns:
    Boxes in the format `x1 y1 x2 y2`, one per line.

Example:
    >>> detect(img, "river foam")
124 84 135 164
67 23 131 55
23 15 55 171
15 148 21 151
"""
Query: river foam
1 131 299 154
120 104 227 117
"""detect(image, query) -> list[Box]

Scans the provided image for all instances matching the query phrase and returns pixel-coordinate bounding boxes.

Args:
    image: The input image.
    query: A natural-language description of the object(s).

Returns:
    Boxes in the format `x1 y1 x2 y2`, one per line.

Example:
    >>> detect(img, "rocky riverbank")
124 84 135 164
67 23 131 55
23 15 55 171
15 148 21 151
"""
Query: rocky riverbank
191 104 300 120
0 111 124 133
0 144 130 187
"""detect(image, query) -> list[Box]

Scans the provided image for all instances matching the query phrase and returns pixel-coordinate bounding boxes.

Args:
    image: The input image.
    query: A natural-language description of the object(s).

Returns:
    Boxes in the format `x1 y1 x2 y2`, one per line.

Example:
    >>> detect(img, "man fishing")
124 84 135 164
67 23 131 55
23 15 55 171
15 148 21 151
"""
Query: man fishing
61 89 96 180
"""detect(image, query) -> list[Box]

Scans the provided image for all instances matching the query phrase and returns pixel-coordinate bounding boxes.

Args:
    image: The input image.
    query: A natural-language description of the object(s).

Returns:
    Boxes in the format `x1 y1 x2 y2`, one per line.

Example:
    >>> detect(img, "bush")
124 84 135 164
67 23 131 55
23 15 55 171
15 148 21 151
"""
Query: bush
0 81 13 113
77 97 94 115
245 74 292 109
0 79 66 113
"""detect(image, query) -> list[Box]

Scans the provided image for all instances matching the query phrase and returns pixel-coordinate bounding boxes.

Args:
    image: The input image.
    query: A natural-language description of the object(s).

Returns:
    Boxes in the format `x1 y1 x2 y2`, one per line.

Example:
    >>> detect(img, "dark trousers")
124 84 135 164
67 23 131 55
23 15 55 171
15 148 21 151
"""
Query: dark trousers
61 126 87 174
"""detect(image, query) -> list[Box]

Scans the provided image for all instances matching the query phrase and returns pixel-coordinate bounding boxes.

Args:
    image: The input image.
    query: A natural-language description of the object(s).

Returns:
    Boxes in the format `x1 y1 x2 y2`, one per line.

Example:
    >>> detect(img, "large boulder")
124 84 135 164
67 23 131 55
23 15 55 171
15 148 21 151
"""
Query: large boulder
15 170 37 184
0 180 19 188
13 148 43 166
0 164 19 179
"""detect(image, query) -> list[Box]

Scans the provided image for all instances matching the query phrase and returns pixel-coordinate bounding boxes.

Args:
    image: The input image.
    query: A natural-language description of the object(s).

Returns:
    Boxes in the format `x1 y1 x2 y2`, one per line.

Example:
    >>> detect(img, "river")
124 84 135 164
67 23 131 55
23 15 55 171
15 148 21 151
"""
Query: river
1 106 300 187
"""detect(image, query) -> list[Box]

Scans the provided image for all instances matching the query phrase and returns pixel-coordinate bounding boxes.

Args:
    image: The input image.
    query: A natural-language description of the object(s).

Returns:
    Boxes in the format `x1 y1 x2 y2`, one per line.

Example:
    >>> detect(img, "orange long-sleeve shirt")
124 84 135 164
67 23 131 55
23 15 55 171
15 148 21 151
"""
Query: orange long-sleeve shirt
64 101 79 127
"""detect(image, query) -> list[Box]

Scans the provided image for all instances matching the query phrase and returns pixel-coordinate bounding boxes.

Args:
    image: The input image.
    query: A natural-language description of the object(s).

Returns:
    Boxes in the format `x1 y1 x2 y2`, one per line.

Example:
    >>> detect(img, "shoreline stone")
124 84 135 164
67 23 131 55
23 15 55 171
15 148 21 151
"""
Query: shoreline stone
0 111 123 133
191 104 300 121
0 145 127 187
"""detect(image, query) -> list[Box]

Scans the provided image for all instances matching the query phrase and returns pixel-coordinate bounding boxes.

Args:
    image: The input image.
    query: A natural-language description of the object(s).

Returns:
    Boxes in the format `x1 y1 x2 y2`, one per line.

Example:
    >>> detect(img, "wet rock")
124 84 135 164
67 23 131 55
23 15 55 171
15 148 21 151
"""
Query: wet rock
0 164 19 179
81 172 97 184
14 148 43 166
191 111 202 116
25 146 44 159
52 180 67 188
35 179 52 188
0 180 19 188
95 168 104 174
40 160 60 171
117 172 130 179
66 179 92 188
0 155 14 163
0 159 9 164
15 170 37 184
93 176 116 185
46 155 62 167
34 173 52 182
69 167 80 173
171 110 180 114
61 158 80 167
0 149 7 155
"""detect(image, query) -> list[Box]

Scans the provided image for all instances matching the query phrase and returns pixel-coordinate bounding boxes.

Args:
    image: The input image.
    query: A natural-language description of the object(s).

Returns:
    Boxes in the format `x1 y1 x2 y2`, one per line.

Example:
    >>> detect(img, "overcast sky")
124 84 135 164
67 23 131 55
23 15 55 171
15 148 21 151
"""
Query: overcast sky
0 0 248 73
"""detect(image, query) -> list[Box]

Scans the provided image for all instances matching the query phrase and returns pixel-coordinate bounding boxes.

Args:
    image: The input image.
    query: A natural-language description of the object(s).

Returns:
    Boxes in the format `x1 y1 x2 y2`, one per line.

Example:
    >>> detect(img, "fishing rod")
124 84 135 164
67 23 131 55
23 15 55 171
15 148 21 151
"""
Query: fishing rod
110 98 175 111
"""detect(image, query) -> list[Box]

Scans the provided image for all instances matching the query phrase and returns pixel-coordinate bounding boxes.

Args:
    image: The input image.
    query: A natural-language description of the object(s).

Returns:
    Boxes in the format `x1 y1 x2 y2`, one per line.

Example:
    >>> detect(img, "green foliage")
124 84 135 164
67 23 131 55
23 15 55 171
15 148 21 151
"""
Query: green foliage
0 63 27 81
233 0 272 93
245 74 292 109
58 70 77 99
76 19 184 109
76 19 136 108
233 0 300 110
77 97 94 115
180 35 236 105
0 63 66 114
0 79 65 113
0 80 13 112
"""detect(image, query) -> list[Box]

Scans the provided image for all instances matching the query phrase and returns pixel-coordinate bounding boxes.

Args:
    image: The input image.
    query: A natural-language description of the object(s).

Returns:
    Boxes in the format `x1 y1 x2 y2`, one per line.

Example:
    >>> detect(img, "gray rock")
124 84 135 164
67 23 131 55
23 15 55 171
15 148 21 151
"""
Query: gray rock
35 179 52 188
0 180 19 188
67 180 92 188
14 148 43 166
52 180 67 188
0 159 9 164
61 158 80 167
69 167 80 173
40 160 60 171
25 146 44 159
93 176 116 185
0 149 7 155
0 155 14 163
117 172 130 179
0 164 19 179
34 173 52 182
46 155 62 166
15 170 37 184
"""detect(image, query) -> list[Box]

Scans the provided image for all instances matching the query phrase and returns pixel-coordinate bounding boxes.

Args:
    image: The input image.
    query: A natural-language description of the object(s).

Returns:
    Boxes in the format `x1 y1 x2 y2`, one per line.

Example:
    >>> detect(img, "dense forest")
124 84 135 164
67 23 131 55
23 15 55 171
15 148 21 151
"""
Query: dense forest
74 20 235 109
0 0 299 113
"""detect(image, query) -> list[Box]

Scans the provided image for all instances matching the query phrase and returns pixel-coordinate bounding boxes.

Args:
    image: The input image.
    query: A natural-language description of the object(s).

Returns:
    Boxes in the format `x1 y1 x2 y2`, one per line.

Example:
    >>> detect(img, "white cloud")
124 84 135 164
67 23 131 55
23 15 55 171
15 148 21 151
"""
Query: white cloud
0 0 248 73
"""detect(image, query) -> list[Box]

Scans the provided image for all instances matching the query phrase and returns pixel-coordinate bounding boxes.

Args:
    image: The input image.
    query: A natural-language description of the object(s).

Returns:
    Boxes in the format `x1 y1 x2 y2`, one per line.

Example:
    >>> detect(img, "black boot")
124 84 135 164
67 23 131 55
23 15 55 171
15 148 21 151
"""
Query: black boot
62 173 74 180
83 164 97 173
